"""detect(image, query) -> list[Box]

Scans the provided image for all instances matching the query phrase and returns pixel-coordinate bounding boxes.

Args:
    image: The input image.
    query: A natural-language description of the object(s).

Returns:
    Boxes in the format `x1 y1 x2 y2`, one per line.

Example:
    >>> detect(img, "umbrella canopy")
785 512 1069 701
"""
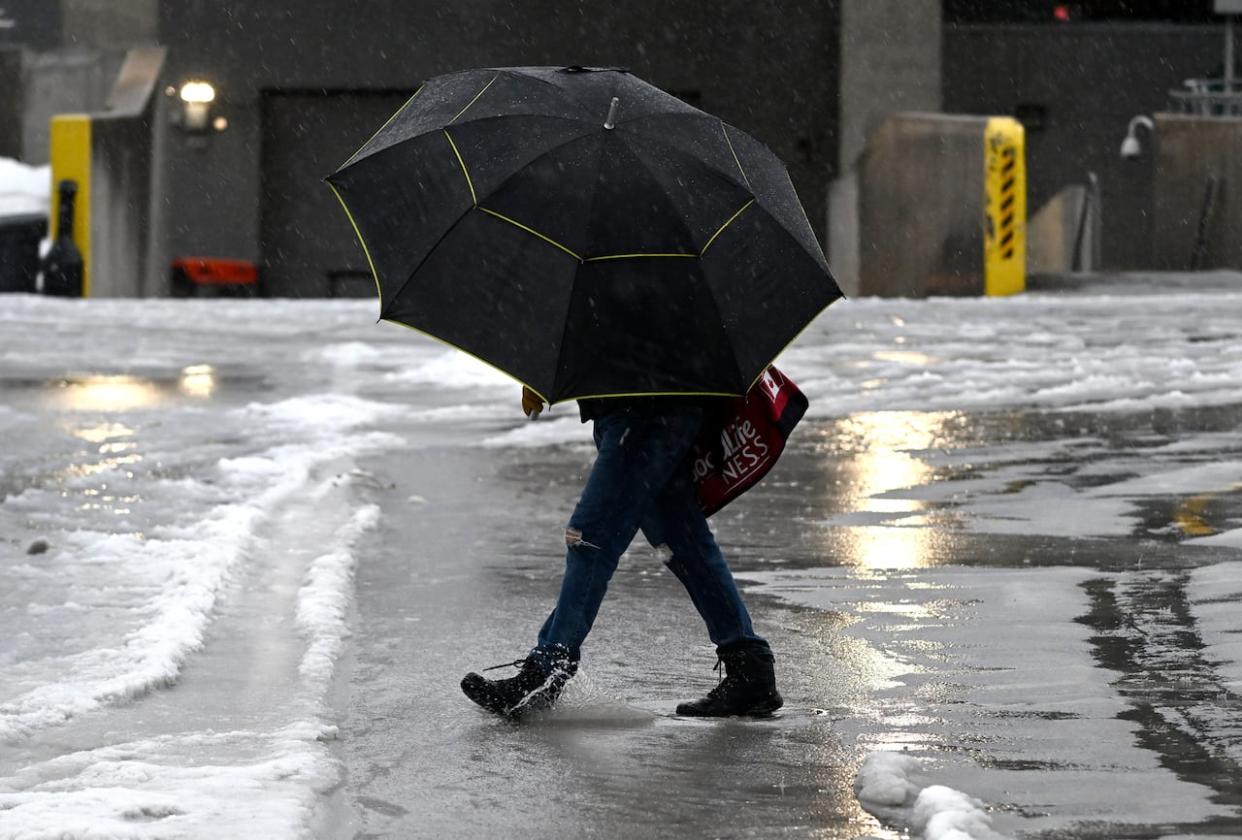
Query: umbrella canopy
326 65 841 403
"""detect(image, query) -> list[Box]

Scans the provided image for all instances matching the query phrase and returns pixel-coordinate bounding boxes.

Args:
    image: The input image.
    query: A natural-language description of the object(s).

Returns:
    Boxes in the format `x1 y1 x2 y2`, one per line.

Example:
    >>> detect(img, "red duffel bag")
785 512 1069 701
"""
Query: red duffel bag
691 366 808 516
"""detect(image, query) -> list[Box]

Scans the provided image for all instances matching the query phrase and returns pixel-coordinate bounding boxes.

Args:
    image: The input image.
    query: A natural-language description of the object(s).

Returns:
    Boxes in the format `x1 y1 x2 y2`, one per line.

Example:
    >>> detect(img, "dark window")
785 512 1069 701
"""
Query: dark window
945 0 1219 23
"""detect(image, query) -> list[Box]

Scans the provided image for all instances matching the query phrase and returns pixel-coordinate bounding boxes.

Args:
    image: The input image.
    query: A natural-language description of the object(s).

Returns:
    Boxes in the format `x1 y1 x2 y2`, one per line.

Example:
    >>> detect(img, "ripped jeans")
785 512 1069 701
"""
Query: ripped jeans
533 404 769 666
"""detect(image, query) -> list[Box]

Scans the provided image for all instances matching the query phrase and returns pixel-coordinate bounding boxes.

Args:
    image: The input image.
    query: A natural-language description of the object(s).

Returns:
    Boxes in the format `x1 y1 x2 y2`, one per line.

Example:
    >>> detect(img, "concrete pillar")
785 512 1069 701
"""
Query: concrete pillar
830 0 942 295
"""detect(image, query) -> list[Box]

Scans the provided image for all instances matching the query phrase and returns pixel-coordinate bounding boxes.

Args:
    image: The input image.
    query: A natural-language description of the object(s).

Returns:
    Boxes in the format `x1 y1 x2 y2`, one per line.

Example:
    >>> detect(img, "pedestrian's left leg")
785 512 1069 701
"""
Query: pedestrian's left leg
640 468 769 652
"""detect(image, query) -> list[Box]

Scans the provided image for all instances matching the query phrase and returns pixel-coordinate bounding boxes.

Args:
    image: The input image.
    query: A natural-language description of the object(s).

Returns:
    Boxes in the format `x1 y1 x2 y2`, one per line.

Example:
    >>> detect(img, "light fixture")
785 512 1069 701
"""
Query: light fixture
1120 115 1154 160
178 80 217 132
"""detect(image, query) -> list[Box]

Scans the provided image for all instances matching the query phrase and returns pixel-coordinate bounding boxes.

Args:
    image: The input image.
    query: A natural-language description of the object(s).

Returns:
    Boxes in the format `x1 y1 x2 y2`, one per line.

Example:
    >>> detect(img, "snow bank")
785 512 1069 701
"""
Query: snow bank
855 751 920 806
480 415 592 448
0 395 400 742
780 292 1242 418
382 348 513 390
0 157 50 217
237 392 405 433
855 752 1009 840
0 723 338 840
296 503 380 689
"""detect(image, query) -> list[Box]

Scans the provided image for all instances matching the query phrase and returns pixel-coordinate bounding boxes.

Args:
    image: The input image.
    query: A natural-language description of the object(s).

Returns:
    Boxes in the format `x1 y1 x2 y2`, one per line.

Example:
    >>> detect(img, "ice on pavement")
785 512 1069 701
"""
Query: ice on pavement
1187 563 1242 692
2 281 1242 838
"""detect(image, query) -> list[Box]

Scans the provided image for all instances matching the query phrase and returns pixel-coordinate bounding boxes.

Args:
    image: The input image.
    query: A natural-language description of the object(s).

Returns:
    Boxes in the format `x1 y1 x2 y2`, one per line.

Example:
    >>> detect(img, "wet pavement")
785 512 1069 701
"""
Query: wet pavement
3 294 1242 839
342 403 1242 839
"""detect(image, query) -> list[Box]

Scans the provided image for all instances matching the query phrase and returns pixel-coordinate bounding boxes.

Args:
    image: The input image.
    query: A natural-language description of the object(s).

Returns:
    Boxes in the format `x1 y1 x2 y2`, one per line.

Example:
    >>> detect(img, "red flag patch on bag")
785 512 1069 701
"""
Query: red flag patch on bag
691 366 808 516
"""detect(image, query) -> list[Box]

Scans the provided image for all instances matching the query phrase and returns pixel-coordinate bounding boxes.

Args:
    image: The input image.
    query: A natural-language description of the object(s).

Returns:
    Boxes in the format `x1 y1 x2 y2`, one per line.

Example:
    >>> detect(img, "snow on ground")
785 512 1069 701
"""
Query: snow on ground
0 158 50 218
2 279 1242 838
855 753 1007 840
0 393 400 742
783 284 1242 417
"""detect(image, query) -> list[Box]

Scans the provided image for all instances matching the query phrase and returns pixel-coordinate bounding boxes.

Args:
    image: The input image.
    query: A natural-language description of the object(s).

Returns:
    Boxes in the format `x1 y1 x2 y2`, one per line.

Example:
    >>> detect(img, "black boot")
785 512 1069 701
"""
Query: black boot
461 646 577 719
676 643 783 717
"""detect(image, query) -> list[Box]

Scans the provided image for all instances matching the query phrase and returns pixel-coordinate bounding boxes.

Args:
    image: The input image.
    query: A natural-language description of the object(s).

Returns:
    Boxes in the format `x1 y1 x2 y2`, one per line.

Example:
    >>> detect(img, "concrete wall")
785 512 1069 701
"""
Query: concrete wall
21 49 126 164
1027 184 1090 275
0 48 124 164
858 113 988 297
155 0 840 285
943 23 1227 271
830 0 941 295
1153 114 1242 271
87 48 166 297
838 0 941 169
0 50 22 159
62 0 158 50
0 0 62 50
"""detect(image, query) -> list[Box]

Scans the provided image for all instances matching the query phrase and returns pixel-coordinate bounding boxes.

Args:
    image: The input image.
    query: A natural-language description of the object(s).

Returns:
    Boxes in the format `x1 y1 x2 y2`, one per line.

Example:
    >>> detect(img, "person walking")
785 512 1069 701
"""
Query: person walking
460 387 782 719
328 67 840 719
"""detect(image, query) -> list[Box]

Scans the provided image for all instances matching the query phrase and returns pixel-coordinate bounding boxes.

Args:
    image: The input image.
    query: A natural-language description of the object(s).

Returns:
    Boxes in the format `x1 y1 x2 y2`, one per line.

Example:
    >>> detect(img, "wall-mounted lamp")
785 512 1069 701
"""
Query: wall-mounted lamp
175 80 218 132
1120 115 1154 160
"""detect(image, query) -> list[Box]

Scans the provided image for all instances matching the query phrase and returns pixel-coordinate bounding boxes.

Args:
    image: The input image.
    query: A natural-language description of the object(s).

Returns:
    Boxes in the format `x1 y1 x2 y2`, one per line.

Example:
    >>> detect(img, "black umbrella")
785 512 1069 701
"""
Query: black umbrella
326 65 841 403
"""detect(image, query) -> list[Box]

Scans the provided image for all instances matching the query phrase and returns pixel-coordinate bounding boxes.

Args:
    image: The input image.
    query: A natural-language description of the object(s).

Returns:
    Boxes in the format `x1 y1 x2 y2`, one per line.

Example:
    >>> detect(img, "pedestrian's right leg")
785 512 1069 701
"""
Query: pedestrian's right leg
461 406 706 718
534 407 704 665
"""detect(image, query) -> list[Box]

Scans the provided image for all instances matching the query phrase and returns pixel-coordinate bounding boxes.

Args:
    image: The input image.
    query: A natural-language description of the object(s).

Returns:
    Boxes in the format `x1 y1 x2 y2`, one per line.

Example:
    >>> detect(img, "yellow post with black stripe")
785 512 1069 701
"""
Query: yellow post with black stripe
49 114 92 297
983 117 1025 297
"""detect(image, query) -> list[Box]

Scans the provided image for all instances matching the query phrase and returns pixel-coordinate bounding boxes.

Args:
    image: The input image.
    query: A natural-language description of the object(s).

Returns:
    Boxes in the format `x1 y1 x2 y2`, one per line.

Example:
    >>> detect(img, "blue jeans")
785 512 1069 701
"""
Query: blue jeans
533 404 769 667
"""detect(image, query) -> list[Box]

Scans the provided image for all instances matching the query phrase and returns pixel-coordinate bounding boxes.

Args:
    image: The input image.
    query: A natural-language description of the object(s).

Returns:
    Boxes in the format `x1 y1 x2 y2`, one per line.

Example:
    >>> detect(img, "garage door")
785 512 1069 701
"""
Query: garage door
260 89 412 298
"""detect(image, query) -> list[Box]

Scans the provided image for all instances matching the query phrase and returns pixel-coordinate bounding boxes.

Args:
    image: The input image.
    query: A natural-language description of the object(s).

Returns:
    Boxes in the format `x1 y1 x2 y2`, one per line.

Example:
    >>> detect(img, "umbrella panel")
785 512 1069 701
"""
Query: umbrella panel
328 134 473 312
723 125 828 274
699 202 840 383
554 257 742 401
329 66 842 401
383 208 578 398
347 68 495 165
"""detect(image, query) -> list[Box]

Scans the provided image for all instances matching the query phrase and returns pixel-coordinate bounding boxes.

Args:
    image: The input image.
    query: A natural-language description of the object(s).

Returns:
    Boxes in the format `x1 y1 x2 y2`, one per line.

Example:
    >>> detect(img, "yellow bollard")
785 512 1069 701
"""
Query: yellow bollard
983 117 1026 297
49 114 92 297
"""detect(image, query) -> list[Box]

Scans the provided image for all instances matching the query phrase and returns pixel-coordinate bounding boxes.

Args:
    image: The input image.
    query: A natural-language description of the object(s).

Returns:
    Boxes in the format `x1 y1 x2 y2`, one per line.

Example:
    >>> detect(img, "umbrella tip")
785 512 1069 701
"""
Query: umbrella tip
603 97 619 130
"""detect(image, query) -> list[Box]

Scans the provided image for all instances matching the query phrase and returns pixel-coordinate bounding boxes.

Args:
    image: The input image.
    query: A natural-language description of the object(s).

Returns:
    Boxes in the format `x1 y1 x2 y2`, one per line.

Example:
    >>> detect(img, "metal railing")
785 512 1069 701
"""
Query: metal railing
1168 78 1242 117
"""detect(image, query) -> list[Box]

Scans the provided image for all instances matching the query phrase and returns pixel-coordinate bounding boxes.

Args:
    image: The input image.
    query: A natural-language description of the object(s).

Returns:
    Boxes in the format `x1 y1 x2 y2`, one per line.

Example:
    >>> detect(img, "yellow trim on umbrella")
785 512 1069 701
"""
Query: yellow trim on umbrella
721 122 751 190
584 252 697 262
568 389 742 402
477 206 583 261
744 301 837 393
450 73 499 124
325 181 383 308
380 317 550 403
443 129 478 205
341 84 425 168
700 199 754 255
383 314 754 405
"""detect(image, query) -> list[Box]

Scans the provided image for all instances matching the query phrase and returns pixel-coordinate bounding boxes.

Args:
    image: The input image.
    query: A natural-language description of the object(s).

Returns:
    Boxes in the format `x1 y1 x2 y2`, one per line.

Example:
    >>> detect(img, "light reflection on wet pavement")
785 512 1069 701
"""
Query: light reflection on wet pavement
4 296 1242 838
344 404 1242 838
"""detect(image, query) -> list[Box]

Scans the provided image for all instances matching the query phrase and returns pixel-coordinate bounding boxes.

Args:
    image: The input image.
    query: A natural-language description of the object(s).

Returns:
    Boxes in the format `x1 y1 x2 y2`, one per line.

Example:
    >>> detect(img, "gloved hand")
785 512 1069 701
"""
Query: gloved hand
521 386 545 419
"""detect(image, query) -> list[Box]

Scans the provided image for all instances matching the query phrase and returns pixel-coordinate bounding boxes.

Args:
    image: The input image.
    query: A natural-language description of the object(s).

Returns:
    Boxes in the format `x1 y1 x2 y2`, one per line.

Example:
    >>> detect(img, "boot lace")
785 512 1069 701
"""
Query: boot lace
706 655 737 700
482 658 527 672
